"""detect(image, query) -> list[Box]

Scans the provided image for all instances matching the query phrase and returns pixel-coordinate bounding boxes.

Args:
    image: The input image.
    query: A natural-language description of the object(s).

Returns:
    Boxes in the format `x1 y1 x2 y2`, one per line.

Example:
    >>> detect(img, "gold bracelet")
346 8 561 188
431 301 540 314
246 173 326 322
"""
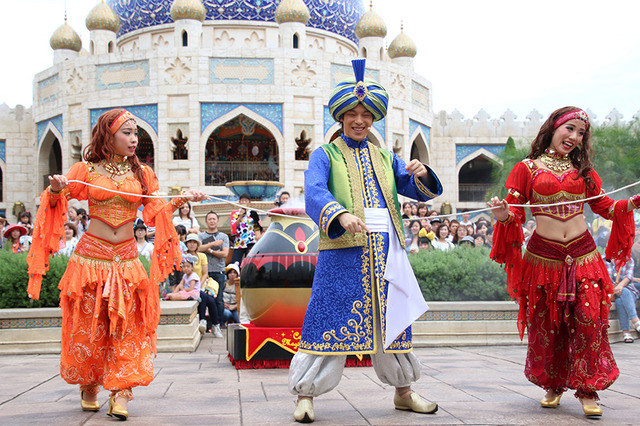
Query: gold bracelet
171 196 188 209
48 186 62 195
498 212 514 225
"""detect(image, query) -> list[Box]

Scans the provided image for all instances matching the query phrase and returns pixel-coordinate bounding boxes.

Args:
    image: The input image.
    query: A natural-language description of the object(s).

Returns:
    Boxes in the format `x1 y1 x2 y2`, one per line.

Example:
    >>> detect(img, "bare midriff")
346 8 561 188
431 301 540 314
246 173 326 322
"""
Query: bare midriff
533 215 587 243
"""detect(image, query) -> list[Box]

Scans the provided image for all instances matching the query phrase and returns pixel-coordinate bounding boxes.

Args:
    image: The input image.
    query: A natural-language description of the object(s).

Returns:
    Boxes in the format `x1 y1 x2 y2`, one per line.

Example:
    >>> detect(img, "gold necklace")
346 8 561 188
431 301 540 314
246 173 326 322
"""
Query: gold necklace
101 155 131 176
539 148 572 172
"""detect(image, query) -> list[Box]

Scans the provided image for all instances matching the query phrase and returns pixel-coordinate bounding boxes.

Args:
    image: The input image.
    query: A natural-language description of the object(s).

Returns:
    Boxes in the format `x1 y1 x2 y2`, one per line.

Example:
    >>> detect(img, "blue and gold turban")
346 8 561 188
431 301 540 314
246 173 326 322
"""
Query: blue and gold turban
328 59 389 122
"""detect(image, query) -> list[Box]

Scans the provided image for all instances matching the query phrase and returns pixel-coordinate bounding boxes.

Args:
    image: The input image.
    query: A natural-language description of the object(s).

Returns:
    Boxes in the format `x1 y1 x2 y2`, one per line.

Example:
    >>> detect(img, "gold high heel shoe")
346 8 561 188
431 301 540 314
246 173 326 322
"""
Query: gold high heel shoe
80 390 100 412
540 393 562 408
579 398 603 417
107 395 129 421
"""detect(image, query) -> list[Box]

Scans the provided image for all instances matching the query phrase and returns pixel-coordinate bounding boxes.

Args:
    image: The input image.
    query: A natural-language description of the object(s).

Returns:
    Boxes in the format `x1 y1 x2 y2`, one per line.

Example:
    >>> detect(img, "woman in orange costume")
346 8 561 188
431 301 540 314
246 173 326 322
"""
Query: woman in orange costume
26 109 206 420
488 106 638 418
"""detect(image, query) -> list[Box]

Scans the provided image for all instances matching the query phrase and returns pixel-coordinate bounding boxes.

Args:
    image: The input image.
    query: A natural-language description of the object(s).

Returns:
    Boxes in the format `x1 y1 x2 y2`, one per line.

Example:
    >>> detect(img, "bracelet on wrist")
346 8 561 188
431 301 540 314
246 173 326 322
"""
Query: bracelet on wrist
498 212 514 224
48 186 62 195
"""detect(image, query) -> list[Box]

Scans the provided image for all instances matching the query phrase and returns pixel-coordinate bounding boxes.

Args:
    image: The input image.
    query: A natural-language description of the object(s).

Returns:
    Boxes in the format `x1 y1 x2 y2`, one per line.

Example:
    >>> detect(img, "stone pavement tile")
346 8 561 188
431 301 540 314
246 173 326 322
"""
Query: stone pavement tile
0 401 99 426
84 413 241 425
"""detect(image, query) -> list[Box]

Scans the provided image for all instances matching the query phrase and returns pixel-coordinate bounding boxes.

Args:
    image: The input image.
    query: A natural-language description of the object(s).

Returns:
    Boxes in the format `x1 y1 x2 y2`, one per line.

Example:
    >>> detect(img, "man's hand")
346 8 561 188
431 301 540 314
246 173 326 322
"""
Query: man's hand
405 160 427 178
337 212 370 234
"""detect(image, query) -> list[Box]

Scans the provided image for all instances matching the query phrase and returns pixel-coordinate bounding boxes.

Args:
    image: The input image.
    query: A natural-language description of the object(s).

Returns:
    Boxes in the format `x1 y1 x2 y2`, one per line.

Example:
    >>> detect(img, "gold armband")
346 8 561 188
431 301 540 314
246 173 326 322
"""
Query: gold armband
171 195 188 209
498 212 514 225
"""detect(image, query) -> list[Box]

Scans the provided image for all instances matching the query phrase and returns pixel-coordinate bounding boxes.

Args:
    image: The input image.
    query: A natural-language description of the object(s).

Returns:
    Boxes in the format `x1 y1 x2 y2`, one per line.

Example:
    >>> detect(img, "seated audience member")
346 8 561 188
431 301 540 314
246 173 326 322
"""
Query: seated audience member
472 233 487 248
18 235 32 253
466 224 475 236
4 224 27 253
173 202 200 234
476 221 489 236
165 254 201 301
405 220 421 254
184 234 222 337
17 211 33 236
448 220 459 243
410 203 418 217
75 208 90 236
58 222 79 257
401 202 412 219
134 223 154 260
417 237 431 251
607 257 640 343
458 235 475 248
174 224 188 252
222 263 240 325
431 223 454 252
453 224 468 245
417 203 429 218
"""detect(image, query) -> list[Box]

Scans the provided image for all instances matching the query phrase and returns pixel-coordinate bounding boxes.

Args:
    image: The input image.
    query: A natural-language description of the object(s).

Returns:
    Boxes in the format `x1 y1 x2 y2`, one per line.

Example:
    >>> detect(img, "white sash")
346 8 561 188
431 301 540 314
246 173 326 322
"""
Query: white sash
364 208 429 349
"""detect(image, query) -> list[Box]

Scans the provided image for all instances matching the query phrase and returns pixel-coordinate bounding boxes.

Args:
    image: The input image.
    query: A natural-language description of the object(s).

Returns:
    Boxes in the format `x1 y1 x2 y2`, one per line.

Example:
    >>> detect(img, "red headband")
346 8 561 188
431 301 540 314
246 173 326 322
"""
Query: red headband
109 110 135 134
554 109 589 129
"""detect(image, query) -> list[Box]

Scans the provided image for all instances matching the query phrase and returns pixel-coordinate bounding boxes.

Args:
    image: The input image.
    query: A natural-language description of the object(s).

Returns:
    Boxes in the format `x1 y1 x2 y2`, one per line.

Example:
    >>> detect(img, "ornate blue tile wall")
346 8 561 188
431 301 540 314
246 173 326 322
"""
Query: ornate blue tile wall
0 140 5 163
37 115 63 146
409 119 430 148
90 105 159 135
108 0 364 43
456 144 505 165
201 103 283 134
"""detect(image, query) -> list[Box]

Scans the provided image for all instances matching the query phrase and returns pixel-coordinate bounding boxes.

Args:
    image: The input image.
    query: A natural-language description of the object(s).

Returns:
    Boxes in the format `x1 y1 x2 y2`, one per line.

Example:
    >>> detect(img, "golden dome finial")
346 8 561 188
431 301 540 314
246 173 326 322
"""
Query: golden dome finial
170 0 207 22
388 25 417 59
355 2 386 39
275 0 310 25
86 1 121 32
50 15 82 52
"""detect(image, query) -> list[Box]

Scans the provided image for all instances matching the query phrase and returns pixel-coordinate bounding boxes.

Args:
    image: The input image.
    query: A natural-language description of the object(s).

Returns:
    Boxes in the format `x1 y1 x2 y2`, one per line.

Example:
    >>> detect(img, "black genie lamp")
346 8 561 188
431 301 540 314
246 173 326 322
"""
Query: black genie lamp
240 206 318 327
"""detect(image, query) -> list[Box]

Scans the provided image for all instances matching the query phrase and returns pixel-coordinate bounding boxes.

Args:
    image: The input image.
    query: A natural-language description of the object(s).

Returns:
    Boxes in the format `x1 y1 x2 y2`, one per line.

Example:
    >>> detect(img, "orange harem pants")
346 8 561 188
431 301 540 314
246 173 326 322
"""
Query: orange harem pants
522 231 619 400
59 233 160 391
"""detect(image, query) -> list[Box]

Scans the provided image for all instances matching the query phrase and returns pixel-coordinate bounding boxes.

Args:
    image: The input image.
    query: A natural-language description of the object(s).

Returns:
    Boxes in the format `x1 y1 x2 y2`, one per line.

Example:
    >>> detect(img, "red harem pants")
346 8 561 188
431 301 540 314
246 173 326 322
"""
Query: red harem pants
522 231 619 399
59 233 159 391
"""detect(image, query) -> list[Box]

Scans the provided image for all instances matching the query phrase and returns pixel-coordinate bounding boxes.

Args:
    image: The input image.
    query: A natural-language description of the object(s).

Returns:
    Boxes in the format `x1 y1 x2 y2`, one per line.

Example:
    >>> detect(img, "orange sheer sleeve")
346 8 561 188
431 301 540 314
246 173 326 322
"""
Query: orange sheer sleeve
140 166 183 283
27 162 89 299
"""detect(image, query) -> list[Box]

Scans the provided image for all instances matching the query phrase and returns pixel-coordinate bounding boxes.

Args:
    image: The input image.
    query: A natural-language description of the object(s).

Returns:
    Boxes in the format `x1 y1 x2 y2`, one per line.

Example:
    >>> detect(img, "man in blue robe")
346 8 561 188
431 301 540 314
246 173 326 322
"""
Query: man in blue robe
288 59 444 423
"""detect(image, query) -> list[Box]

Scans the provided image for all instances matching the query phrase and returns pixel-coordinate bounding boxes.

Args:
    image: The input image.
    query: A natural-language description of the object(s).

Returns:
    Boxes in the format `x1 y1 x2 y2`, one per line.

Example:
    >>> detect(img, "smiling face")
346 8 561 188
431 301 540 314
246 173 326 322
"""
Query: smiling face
550 118 586 156
456 226 468 238
340 104 373 141
437 225 449 239
410 221 421 235
180 204 191 217
403 203 412 216
186 240 199 253
111 120 138 157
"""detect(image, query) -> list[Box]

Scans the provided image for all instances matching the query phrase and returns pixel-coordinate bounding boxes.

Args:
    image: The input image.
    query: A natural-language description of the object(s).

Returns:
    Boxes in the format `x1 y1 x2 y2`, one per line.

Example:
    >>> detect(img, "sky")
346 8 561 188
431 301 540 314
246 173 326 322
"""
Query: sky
1 0 640 123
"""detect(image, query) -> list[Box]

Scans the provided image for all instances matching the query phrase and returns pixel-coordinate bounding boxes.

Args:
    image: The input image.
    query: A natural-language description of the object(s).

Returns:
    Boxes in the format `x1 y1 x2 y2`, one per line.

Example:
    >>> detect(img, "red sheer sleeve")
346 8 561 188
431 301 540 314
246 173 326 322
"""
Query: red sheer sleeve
27 162 88 299
586 170 634 269
490 161 531 299
140 166 183 283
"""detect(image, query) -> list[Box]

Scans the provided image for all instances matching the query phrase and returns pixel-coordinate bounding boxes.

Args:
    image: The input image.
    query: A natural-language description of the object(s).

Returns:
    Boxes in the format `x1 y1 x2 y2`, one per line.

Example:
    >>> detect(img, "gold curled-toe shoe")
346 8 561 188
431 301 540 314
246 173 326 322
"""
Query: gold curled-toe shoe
107 396 129 421
293 398 314 423
579 398 603 417
80 391 100 412
394 392 438 414
540 393 562 408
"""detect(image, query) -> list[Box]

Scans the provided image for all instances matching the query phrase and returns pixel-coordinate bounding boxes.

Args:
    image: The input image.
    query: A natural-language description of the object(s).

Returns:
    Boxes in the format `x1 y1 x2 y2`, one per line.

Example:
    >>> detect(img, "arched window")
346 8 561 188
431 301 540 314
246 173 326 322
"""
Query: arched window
108 41 114 53
361 47 367 58
90 40 95 55
293 33 299 49
182 30 188 47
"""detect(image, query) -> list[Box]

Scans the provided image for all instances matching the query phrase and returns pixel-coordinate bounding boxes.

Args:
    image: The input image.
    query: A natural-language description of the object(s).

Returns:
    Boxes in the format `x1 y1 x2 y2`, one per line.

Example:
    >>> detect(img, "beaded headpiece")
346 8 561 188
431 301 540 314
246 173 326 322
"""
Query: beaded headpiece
328 59 389 122
554 109 589 129
109 110 136 134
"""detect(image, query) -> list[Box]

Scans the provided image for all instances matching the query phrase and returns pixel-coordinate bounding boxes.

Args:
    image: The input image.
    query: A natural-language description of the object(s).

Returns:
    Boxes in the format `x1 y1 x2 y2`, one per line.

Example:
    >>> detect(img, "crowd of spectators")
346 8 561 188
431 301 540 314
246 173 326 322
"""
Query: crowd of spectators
401 206 495 254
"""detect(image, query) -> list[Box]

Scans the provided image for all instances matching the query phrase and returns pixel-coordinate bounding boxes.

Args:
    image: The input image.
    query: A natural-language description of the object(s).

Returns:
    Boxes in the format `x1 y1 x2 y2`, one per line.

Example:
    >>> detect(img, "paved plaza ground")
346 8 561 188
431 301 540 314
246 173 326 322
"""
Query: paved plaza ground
0 331 638 425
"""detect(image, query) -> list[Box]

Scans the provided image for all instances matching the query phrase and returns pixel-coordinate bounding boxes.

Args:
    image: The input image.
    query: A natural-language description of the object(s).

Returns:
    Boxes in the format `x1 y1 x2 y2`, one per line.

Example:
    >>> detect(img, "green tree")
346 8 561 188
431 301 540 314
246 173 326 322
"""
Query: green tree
486 136 530 200
590 121 640 198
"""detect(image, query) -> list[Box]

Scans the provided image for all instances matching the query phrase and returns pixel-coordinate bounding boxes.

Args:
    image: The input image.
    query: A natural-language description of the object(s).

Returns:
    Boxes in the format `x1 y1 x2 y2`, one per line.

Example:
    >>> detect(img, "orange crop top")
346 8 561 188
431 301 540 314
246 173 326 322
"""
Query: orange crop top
506 159 612 222
62 162 156 227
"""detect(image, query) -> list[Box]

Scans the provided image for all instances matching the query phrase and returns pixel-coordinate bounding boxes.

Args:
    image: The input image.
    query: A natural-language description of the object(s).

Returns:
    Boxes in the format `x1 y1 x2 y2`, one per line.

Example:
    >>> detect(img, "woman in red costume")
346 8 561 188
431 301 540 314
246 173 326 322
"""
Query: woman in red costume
488 106 638 417
26 109 206 420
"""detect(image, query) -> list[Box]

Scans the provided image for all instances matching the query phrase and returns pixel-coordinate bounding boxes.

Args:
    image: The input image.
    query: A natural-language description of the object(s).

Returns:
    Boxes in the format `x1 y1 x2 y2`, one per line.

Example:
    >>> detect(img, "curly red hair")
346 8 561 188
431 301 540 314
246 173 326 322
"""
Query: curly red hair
83 109 149 194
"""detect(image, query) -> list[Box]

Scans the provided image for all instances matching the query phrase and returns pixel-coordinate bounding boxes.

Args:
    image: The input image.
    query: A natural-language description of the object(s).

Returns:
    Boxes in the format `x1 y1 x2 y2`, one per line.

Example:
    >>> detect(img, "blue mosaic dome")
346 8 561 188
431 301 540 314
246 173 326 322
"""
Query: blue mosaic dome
106 0 365 43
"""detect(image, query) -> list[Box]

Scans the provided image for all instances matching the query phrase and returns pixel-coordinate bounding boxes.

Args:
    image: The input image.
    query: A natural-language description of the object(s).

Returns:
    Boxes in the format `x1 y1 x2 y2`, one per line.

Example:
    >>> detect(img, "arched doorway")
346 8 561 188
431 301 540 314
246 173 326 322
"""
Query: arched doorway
458 155 495 202
410 133 429 164
205 114 278 186
136 126 155 169
39 131 62 191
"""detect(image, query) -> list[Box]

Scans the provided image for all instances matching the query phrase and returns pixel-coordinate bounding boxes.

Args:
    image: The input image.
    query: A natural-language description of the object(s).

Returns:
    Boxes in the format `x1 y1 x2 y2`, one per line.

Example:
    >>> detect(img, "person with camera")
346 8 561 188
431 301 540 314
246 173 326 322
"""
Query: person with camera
229 193 262 265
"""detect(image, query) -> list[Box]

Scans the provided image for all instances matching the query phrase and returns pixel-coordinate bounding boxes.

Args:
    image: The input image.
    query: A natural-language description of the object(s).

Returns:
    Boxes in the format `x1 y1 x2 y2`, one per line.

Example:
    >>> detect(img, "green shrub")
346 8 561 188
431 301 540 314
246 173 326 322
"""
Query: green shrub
0 251 153 309
409 246 509 301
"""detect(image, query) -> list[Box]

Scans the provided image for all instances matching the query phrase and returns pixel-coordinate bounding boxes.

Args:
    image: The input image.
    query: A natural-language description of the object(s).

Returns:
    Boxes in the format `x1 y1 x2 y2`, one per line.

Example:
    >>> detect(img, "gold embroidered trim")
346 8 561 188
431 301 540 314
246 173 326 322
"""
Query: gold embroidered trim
531 190 585 204
414 173 437 198
523 248 600 268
